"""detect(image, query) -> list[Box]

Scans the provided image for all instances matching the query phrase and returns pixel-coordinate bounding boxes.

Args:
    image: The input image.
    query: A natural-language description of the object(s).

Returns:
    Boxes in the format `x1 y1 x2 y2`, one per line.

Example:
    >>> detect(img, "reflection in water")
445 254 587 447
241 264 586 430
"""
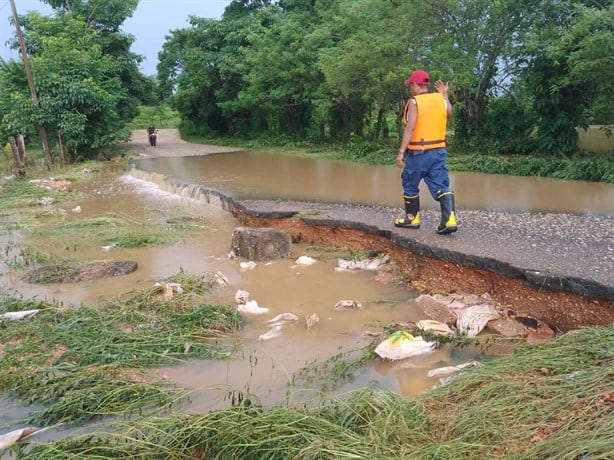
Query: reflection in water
134 151 614 216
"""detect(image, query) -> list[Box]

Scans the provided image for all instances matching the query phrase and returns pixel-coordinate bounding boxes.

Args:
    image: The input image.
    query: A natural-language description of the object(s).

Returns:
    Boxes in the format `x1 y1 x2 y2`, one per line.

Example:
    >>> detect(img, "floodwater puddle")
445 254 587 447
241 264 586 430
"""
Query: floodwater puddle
0 163 512 451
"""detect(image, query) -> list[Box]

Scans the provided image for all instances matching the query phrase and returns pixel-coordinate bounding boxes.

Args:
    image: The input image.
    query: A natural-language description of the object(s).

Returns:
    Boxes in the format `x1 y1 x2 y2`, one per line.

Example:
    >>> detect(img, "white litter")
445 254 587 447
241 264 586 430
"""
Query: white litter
415 319 455 336
240 261 257 270
295 256 316 266
0 310 40 321
165 282 183 294
333 300 363 310
427 361 481 378
0 427 42 450
266 312 299 327
306 313 319 329
374 331 435 360
237 300 269 314
38 196 54 206
336 255 389 271
71 205 82 213
259 325 282 341
234 289 250 305
456 304 500 336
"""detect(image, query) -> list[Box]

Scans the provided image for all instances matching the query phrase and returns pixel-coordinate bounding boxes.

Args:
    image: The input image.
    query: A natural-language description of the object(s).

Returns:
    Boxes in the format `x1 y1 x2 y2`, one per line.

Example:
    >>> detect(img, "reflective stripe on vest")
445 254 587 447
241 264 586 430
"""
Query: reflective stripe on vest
404 93 447 150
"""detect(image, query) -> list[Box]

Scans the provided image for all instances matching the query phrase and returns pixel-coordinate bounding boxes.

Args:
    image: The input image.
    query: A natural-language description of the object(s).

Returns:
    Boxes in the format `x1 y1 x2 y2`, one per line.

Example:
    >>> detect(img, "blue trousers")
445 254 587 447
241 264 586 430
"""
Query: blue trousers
401 148 451 200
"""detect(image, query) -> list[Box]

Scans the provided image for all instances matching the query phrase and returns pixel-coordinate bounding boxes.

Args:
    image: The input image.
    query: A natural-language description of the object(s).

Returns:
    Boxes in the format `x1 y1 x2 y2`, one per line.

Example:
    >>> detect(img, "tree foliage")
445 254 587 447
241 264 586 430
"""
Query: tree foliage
155 0 611 155
1 0 611 158
0 0 145 159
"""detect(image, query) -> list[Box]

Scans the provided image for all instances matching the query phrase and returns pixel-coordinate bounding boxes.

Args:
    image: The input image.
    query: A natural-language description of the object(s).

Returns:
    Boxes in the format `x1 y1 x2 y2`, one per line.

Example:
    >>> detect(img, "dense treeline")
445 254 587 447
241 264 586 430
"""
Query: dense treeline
0 0 154 160
158 0 612 156
0 0 611 163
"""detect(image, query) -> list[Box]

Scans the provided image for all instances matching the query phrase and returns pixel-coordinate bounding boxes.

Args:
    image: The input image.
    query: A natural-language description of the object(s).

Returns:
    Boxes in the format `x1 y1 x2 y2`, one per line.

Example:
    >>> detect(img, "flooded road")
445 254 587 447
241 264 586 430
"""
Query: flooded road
1 164 480 439
134 151 614 216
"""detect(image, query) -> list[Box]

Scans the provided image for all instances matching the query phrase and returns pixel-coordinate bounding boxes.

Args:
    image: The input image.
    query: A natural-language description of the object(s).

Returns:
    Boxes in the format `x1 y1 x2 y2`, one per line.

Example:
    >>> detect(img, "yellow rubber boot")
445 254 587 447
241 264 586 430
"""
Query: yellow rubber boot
436 192 457 234
394 195 420 229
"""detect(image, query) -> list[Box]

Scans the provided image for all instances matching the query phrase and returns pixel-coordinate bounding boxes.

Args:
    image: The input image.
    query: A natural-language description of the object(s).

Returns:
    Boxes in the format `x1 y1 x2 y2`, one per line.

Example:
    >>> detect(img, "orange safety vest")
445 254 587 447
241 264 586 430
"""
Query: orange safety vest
402 93 447 150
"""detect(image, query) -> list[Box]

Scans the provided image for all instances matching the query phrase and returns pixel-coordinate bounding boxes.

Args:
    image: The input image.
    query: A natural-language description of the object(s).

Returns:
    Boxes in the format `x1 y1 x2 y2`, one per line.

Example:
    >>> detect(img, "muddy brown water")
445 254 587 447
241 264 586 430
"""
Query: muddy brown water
132 151 614 216
2 135 611 449
1 167 489 450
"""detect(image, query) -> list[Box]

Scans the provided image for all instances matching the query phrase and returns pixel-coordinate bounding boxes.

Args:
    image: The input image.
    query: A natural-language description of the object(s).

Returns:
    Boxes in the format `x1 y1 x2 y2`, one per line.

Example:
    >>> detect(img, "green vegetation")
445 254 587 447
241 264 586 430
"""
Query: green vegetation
2 1 611 168
12 326 612 459
125 105 181 130
0 1 149 160
0 272 242 426
447 152 614 183
157 0 612 159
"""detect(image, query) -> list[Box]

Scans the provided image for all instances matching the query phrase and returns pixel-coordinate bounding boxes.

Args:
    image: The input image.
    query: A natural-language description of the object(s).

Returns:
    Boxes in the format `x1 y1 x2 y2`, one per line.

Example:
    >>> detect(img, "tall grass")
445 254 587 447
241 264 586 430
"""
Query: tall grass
17 326 613 459
0 272 242 426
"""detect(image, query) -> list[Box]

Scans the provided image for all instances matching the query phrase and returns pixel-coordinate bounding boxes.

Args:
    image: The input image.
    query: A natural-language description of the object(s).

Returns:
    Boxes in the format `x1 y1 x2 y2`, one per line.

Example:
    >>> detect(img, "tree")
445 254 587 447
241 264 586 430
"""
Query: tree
0 0 144 159
524 1 612 154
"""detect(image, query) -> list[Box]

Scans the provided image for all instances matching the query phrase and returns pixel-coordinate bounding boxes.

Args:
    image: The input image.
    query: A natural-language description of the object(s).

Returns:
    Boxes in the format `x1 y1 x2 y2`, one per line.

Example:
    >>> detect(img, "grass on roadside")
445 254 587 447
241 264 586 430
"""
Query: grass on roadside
0 271 242 426
17 326 613 459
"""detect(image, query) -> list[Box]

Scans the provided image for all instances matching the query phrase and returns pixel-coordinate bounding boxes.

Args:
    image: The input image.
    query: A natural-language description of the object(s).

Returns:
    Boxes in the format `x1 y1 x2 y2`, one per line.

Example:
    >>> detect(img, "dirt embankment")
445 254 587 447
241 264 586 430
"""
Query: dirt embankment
235 211 613 333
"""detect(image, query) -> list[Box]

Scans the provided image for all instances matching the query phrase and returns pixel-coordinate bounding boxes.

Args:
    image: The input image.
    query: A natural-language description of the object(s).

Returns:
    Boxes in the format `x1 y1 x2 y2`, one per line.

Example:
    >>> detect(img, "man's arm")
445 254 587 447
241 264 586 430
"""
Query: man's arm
396 101 417 168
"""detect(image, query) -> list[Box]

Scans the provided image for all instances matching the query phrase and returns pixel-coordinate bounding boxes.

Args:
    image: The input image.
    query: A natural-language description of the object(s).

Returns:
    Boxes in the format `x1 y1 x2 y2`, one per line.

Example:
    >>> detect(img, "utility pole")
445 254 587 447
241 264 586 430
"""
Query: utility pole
9 0 53 171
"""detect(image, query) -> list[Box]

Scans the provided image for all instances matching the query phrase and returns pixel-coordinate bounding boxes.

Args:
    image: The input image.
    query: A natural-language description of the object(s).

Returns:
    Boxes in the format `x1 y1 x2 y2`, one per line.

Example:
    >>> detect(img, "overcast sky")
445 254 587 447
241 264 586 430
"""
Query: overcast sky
0 0 231 75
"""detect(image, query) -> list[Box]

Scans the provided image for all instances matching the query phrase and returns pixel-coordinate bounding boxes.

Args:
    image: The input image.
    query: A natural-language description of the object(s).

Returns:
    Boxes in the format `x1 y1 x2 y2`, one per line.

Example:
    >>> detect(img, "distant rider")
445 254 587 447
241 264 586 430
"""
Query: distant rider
147 124 157 146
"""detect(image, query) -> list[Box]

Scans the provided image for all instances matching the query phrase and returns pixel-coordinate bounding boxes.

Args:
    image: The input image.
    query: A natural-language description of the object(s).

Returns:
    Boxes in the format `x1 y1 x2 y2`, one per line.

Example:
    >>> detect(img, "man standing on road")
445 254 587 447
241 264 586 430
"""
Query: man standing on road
394 69 457 235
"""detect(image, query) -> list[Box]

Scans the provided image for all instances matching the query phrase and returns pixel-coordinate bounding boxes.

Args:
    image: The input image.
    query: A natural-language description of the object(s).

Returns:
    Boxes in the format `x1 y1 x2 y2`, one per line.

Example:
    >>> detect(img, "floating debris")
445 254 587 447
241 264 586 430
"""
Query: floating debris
30 177 71 191
266 312 299 327
240 261 257 271
295 256 316 266
0 427 43 451
164 282 184 300
374 331 435 360
227 250 237 260
306 313 320 329
209 271 229 286
333 300 363 311
234 289 250 305
237 300 269 314
415 319 455 336
456 304 501 337
427 361 481 378
101 242 118 251
37 196 55 206
259 325 282 341
71 205 82 213
336 255 390 271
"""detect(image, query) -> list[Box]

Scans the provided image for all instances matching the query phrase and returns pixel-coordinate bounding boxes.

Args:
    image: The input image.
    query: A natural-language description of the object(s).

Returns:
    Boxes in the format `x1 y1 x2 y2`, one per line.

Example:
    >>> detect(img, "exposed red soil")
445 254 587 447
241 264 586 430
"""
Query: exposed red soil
236 212 614 332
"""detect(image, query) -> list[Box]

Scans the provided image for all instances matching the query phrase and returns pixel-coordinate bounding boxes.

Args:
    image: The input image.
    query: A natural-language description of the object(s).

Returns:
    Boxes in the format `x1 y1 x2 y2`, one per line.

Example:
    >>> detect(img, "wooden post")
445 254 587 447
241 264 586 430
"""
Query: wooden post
8 136 26 176
9 0 53 172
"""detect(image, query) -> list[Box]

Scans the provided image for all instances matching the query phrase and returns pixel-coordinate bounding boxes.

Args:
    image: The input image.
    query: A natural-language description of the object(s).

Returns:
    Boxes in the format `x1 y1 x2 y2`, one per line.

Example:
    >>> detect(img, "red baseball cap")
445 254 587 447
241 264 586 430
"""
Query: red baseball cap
404 70 430 86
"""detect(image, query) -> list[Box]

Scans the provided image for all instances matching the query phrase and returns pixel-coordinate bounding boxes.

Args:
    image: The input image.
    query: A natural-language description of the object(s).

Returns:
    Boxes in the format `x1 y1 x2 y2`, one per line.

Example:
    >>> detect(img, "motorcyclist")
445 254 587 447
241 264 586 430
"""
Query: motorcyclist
147 124 157 146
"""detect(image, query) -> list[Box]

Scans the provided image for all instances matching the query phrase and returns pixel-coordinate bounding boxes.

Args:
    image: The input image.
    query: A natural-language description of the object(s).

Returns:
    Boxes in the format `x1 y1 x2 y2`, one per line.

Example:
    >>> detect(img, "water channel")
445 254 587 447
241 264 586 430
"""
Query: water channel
1 150 612 451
